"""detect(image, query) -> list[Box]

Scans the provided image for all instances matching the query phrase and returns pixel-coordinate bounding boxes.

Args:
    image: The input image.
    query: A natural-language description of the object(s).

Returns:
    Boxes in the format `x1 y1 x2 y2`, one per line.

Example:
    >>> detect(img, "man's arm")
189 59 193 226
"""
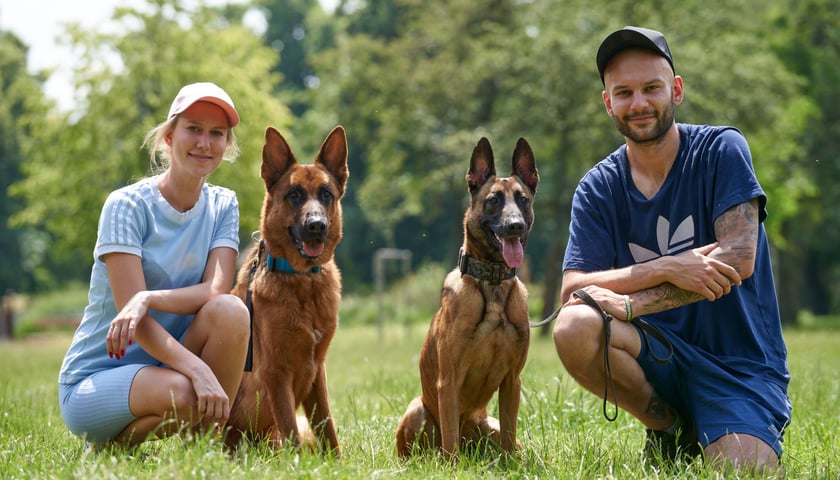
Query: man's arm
561 199 758 318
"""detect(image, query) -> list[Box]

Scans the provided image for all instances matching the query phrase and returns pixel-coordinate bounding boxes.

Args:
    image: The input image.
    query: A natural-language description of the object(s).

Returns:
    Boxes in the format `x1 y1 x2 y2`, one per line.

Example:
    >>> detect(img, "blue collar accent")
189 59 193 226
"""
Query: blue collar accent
265 252 321 274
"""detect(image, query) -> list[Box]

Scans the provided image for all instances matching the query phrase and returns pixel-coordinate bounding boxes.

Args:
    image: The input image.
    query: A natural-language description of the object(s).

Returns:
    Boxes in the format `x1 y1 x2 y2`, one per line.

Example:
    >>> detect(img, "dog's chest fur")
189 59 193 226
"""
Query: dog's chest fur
432 271 530 378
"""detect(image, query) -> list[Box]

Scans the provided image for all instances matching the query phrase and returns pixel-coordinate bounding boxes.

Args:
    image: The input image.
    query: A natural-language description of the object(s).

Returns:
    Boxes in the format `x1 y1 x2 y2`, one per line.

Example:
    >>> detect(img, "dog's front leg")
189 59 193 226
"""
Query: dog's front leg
436 372 461 458
302 365 340 456
497 373 521 452
265 379 301 448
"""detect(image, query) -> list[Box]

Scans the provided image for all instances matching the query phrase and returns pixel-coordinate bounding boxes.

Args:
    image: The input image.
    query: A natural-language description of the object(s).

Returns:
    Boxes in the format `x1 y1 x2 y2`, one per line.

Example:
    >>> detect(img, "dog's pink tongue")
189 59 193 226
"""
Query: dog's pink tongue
303 242 324 257
502 238 524 268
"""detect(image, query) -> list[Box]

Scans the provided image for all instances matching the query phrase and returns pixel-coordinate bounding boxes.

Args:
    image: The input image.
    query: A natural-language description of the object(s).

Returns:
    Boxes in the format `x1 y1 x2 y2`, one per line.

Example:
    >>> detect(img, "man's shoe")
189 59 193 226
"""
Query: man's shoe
644 420 703 463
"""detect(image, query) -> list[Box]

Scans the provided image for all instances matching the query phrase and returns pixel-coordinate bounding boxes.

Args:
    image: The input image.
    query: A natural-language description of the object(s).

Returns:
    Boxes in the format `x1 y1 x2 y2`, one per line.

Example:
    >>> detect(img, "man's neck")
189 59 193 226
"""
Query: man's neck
625 124 681 199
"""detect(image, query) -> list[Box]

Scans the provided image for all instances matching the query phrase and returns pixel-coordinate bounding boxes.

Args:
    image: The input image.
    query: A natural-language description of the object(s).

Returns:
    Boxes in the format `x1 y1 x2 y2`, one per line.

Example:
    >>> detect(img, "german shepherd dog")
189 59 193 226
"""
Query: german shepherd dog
395 137 538 459
225 126 348 456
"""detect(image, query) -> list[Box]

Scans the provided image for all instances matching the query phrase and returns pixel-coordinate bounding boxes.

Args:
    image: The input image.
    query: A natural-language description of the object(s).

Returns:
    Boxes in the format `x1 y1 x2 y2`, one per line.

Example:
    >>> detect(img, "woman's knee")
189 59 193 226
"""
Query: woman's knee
198 294 250 337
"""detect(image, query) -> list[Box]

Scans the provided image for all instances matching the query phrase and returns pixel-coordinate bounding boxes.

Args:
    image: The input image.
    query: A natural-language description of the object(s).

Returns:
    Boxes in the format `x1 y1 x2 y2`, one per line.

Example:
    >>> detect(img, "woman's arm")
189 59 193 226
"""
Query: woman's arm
104 246 237 360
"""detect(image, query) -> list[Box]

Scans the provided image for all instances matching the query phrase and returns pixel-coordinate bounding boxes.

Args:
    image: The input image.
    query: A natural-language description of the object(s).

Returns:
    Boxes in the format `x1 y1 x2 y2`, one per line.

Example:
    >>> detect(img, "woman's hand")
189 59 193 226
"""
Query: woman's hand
190 364 231 423
106 290 151 359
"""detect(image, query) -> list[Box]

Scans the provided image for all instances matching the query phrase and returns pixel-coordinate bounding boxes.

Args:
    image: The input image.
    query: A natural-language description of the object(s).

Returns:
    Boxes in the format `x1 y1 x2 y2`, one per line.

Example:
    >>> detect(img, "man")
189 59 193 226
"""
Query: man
552 26 791 473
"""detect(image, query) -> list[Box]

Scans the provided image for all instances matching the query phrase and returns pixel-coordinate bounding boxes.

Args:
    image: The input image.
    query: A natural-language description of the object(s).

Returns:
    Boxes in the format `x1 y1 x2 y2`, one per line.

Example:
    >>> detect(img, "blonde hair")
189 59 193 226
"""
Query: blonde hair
142 115 241 174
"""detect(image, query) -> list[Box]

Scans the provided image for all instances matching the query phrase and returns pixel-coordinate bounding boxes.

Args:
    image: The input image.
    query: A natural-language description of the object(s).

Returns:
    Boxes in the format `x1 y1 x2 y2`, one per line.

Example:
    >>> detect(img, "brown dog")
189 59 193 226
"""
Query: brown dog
395 137 538 459
225 126 348 456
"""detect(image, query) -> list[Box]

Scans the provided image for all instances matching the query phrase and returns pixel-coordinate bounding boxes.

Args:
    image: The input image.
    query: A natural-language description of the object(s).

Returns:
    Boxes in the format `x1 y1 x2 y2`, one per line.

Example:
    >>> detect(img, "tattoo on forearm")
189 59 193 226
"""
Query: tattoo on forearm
644 284 704 311
635 200 760 313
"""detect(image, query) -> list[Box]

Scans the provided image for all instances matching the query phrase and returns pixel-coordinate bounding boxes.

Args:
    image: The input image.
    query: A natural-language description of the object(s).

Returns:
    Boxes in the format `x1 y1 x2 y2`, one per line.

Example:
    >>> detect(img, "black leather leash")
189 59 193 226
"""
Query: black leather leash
243 258 257 372
534 288 675 421
572 289 621 421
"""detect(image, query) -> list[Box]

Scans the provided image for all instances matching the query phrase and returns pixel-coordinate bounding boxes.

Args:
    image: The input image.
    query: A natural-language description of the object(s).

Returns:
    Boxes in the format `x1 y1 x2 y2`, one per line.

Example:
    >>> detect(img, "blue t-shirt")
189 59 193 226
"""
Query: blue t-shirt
58 176 240 385
563 124 789 388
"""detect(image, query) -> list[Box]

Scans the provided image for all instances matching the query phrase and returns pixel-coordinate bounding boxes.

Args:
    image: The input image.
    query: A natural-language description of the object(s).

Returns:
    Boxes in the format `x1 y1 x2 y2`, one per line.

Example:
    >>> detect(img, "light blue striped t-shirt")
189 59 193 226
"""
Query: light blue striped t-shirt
58 176 240 385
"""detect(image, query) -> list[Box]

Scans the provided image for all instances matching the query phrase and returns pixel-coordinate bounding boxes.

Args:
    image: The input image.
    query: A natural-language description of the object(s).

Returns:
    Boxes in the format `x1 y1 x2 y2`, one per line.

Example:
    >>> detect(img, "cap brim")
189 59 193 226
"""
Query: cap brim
193 96 240 128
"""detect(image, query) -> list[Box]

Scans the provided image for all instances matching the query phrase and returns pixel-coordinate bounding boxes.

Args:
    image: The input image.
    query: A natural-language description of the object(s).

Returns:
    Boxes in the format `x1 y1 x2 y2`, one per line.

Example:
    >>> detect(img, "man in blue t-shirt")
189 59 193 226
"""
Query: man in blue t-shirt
552 26 790 474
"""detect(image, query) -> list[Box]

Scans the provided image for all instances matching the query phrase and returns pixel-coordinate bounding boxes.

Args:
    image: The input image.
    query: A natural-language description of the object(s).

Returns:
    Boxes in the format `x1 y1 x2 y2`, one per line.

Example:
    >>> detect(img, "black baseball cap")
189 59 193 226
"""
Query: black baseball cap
596 26 674 84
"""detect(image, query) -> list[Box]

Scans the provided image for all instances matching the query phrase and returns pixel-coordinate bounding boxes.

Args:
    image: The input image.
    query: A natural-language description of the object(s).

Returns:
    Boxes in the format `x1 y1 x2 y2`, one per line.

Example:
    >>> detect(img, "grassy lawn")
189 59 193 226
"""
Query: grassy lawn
1 321 838 479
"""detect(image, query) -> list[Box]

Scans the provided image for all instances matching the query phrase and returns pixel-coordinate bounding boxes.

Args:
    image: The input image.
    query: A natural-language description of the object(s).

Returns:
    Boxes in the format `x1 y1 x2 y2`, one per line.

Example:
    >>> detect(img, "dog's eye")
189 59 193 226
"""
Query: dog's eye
286 188 302 202
319 188 334 202
516 193 530 207
486 194 501 207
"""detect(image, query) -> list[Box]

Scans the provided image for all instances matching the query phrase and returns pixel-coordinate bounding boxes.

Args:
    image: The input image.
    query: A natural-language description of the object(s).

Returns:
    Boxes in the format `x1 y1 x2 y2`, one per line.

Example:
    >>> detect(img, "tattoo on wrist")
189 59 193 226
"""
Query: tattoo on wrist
645 394 667 420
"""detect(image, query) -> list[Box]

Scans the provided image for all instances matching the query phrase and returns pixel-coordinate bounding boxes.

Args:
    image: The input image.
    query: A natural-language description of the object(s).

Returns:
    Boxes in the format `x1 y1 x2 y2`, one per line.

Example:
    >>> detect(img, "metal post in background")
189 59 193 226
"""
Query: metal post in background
373 248 412 340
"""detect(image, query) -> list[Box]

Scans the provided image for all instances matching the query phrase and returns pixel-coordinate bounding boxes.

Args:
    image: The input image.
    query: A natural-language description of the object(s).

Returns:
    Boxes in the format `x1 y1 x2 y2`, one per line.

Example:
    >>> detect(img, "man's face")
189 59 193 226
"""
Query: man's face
602 49 682 145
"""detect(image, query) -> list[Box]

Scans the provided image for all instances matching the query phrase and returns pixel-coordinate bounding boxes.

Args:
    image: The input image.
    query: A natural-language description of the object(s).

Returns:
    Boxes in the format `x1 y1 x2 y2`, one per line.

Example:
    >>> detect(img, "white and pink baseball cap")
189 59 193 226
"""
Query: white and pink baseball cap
167 82 239 127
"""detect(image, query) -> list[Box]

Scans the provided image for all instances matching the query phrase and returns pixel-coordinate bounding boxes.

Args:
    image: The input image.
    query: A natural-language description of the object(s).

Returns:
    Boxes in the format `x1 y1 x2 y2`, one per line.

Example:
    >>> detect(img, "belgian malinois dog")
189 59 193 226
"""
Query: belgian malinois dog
226 126 348 456
395 137 539 459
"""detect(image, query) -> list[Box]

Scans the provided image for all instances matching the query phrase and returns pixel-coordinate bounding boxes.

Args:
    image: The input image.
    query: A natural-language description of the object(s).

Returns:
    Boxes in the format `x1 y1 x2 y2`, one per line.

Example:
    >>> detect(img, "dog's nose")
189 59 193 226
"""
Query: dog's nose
505 221 524 236
306 217 327 234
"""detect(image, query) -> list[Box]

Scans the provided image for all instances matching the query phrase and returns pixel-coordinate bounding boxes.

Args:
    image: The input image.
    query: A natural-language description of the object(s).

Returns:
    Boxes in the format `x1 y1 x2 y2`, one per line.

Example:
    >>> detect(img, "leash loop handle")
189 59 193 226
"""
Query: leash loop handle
571 288 675 422
571 289 619 422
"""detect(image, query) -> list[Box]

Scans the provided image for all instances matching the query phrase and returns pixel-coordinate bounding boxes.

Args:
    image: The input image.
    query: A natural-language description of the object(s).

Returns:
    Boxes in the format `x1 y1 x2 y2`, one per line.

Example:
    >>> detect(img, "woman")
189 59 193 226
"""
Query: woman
58 82 251 448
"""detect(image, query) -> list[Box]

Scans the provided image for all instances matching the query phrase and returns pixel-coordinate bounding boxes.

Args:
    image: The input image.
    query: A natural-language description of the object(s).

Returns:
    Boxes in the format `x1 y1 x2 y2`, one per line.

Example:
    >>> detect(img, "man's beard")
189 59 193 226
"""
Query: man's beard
614 101 675 145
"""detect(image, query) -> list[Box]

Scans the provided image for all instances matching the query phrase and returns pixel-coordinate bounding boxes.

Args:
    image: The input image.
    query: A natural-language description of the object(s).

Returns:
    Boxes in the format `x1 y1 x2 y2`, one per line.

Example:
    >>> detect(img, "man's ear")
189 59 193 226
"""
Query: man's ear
672 75 685 106
602 90 614 117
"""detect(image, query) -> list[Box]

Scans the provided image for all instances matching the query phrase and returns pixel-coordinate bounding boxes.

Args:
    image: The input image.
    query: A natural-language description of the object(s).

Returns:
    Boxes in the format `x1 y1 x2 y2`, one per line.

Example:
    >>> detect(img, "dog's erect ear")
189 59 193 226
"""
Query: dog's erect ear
261 127 298 189
316 126 349 198
512 138 539 194
467 137 496 193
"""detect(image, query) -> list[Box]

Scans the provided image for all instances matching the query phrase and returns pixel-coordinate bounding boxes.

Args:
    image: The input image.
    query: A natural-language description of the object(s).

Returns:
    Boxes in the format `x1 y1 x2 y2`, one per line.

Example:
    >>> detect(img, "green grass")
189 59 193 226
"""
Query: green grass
1 322 839 479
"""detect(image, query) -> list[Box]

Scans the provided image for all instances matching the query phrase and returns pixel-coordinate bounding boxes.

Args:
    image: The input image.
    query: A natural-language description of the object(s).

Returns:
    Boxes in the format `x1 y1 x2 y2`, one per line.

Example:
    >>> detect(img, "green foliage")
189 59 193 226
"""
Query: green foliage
10 282 88 337
309 0 816 285
3 0 840 316
1 325 838 478
0 31 52 293
9 0 292 284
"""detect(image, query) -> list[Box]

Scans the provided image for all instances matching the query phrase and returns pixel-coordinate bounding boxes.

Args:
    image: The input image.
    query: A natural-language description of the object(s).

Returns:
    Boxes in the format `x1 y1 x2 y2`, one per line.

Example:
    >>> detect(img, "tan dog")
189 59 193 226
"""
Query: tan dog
395 137 539 459
226 126 348 456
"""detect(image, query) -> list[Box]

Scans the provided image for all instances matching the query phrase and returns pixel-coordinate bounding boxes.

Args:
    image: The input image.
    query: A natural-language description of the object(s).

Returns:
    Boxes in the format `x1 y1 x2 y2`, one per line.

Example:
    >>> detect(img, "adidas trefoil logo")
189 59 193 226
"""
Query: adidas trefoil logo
629 215 694 263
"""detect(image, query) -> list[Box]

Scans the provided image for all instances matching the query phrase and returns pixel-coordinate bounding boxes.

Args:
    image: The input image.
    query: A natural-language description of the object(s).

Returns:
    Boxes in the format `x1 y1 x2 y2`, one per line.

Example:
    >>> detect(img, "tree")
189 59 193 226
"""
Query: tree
10 0 293 286
0 30 51 292
304 0 814 321
768 0 840 316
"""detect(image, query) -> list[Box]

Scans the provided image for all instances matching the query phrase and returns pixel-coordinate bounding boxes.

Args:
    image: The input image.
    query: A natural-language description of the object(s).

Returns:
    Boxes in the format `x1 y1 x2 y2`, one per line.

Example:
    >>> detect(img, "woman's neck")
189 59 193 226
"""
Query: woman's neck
157 170 204 212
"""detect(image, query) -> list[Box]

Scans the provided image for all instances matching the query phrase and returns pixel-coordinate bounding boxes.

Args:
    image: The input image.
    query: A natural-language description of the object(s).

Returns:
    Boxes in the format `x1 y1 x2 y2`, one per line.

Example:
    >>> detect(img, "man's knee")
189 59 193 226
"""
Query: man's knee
552 305 601 356
704 433 781 474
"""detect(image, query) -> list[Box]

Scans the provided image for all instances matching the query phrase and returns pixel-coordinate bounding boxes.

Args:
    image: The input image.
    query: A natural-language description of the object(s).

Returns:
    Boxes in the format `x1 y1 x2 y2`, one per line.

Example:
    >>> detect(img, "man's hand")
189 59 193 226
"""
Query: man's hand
660 242 742 302
565 285 627 320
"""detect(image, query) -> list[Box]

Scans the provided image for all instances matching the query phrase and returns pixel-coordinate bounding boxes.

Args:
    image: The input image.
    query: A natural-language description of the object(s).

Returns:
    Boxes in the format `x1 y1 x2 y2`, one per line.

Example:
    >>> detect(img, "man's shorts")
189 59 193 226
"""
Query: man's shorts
634 322 791 457
59 364 146 443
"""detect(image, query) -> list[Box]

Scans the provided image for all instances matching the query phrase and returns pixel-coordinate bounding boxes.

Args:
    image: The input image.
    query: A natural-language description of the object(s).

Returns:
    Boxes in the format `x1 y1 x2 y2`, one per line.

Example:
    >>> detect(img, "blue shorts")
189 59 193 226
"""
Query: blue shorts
634 322 791 457
58 364 146 443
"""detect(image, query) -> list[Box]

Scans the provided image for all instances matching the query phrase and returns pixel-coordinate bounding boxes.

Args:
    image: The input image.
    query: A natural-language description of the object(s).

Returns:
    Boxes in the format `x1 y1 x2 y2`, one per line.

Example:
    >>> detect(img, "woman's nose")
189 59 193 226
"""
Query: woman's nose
196 131 210 148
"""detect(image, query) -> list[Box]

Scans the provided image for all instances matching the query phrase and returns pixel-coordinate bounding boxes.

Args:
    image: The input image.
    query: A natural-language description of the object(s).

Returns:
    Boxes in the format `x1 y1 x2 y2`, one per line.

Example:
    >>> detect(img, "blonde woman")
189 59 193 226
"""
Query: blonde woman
58 83 250 448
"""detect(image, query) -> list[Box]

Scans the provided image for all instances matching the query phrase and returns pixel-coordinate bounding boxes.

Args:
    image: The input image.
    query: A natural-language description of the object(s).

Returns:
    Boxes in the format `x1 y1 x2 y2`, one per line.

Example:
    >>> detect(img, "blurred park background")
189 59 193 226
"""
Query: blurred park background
1 0 839 338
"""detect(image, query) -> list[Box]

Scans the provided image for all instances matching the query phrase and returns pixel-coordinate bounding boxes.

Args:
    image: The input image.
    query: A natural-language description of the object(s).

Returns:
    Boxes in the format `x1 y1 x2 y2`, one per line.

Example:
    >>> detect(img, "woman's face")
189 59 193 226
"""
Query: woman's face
166 101 230 180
